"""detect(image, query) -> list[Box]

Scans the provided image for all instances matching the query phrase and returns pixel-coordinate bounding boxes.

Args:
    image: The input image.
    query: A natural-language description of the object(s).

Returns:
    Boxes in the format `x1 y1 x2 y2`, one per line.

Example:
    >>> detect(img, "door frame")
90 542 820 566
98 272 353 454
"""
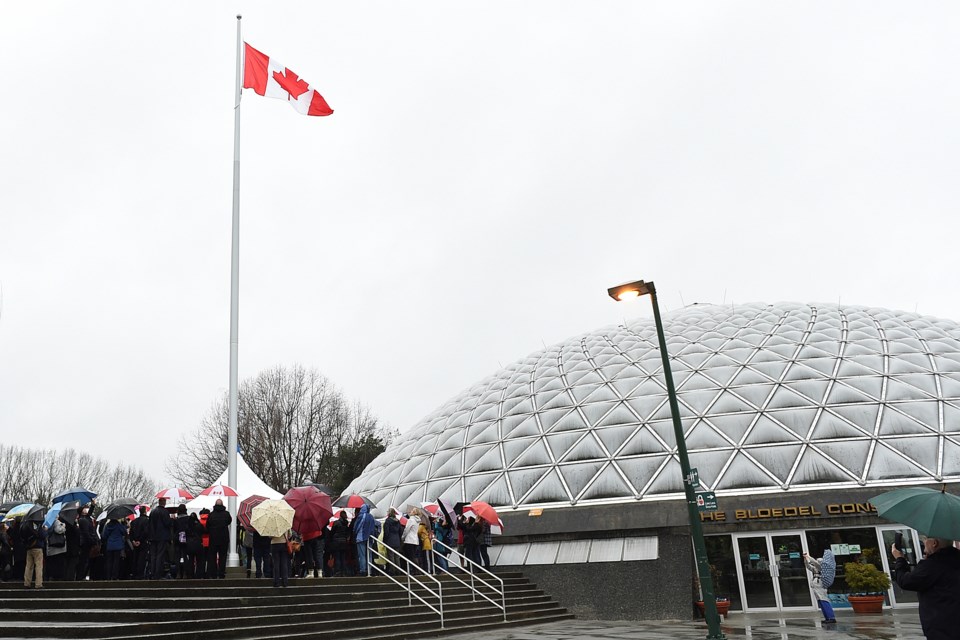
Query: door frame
876 524 920 608
731 530 816 612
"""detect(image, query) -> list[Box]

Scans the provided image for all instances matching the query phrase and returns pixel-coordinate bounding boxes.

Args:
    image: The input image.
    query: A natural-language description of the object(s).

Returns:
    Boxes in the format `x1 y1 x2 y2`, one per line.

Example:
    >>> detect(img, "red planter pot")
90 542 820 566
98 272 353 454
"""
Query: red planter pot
848 595 885 614
695 599 731 617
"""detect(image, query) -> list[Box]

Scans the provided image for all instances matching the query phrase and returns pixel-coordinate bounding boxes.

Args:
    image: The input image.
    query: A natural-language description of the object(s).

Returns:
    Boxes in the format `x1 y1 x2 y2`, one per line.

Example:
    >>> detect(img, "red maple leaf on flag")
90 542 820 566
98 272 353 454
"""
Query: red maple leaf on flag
272 68 310 100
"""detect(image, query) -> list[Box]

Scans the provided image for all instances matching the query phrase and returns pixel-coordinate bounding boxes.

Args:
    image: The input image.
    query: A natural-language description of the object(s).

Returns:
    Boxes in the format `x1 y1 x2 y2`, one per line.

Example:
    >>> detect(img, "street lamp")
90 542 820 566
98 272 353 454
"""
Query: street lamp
608 279 726 640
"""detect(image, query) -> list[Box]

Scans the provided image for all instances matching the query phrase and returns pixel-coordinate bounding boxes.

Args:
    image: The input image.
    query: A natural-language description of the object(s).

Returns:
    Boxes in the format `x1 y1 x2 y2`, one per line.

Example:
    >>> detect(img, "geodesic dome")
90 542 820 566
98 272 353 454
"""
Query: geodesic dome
346 303 960 511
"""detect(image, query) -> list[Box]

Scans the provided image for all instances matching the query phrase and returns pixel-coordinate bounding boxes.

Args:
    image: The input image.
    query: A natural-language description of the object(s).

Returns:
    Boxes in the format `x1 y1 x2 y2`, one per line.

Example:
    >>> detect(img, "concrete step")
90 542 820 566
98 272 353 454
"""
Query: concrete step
0 584 545 611
0 572 572 640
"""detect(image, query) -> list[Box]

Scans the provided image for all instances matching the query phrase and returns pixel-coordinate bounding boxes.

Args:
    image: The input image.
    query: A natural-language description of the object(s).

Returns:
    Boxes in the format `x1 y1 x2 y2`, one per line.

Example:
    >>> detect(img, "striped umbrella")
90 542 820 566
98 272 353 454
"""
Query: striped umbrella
199 483 239 498
332 494 376 509
155 488 194 501
238 495 268 531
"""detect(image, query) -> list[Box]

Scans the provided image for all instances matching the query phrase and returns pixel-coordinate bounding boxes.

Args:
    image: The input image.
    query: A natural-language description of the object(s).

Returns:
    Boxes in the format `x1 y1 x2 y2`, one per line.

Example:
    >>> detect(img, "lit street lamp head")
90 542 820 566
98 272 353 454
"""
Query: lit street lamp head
607 279 656 301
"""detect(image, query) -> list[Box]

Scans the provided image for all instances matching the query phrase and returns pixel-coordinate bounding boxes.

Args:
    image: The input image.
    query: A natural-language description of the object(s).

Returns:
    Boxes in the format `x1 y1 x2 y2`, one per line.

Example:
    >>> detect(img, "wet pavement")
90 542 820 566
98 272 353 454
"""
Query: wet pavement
457 609 924 639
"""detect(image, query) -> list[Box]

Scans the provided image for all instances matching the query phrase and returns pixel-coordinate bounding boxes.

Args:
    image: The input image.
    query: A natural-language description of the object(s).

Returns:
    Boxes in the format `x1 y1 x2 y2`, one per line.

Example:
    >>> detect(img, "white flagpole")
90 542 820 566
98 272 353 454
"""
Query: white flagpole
227 14 242 568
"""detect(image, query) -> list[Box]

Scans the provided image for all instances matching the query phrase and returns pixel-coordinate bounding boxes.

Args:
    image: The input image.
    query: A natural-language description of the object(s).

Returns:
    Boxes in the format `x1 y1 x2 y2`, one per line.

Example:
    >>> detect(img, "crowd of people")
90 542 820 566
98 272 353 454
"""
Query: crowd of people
0 499 495 590
0 497 237 587
244 506 494 588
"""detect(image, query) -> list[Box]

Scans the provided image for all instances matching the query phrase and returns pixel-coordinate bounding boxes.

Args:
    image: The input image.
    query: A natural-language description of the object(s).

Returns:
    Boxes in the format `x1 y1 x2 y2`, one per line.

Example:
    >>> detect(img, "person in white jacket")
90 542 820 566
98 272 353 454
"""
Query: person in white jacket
401 514 420 571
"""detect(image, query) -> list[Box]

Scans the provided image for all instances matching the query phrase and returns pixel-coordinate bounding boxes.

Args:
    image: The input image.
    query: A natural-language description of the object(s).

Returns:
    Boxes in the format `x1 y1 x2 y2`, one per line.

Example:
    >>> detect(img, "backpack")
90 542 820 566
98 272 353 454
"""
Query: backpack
820 550 836 588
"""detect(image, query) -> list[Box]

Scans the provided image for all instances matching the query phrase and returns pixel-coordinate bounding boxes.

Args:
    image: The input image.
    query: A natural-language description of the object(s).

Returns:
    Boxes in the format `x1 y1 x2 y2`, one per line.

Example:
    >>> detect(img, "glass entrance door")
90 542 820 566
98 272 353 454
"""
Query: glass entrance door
735 533 813 611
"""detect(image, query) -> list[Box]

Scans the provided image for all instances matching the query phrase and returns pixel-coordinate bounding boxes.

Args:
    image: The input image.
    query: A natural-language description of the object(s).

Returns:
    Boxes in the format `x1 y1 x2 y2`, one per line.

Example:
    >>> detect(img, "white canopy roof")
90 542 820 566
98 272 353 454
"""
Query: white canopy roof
185 455 283 513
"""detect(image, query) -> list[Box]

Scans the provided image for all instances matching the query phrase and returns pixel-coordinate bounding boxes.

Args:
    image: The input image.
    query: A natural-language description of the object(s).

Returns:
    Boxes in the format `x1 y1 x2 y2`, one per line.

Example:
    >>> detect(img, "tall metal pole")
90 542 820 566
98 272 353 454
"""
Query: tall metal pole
648 284 725 640
226 14 242 568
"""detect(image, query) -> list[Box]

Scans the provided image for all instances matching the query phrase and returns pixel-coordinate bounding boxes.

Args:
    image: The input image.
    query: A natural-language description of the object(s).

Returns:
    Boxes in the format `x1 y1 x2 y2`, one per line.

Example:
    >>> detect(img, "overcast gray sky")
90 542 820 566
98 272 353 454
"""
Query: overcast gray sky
2 2 958 486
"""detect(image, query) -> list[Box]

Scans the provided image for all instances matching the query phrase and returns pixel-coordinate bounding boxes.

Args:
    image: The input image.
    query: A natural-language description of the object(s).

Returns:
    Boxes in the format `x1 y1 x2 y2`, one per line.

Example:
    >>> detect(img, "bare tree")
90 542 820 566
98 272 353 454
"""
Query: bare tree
0 445 158 506
166 365 394 494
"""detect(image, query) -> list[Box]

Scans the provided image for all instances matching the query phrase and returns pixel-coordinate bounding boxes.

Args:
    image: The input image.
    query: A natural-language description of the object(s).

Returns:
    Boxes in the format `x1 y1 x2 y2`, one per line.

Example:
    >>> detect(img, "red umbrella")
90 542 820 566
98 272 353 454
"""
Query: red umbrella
283 486 333 538
238 495 268 531
156 488 194 501
333 494 376 509
199 483 239 498
469 501 501 526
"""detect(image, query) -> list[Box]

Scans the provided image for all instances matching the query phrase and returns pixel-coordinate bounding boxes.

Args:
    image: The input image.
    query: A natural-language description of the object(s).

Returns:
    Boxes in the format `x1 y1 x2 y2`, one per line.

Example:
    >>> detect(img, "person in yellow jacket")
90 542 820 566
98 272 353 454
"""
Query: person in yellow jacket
418 517 433 574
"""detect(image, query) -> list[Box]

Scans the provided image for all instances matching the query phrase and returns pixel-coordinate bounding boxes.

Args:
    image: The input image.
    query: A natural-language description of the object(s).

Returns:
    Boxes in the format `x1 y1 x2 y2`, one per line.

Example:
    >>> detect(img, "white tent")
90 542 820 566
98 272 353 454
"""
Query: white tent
185 455 283 513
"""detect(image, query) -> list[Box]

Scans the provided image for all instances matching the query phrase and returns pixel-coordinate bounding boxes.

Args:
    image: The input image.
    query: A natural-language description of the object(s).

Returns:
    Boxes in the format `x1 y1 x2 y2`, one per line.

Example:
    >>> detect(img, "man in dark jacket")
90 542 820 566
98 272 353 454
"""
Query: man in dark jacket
148 498 173 580
62 513 80 582
75 506 98 581
382 509 403 575
130 506 150 579
205 500 232 579
20 520 43 588
892 537 960 640
330 511 351 577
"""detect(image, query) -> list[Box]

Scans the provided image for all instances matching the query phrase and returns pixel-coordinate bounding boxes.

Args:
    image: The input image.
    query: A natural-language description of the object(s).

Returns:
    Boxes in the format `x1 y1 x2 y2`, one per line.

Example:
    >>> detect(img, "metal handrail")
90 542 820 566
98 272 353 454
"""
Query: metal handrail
432 539 506 621
366 540 445 628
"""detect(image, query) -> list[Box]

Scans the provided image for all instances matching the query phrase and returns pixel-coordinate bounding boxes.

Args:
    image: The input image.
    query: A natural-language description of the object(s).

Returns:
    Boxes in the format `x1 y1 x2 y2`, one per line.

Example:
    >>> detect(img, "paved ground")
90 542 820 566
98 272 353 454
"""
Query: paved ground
457 609 924 640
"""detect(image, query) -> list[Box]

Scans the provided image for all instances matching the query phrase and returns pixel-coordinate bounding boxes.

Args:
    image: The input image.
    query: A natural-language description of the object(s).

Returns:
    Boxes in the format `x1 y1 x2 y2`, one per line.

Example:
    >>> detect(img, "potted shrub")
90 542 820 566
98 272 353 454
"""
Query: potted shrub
694 564 731 617
844 561 890 613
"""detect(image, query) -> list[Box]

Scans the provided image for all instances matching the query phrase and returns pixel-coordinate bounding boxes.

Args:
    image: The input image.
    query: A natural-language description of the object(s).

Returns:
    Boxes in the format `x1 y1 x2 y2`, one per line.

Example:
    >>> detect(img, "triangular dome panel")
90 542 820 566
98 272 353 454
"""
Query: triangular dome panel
578 463 633 501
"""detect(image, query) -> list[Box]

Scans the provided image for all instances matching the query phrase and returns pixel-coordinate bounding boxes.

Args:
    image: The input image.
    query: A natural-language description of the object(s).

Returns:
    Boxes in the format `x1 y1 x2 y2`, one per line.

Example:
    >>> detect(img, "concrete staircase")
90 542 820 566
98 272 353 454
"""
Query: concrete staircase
0 572 572 640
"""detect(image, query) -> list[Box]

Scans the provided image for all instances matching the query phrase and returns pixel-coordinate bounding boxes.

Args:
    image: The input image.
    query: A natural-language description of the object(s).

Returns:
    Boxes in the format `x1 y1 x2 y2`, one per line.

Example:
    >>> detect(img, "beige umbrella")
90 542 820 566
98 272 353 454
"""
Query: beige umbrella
250 499 295 538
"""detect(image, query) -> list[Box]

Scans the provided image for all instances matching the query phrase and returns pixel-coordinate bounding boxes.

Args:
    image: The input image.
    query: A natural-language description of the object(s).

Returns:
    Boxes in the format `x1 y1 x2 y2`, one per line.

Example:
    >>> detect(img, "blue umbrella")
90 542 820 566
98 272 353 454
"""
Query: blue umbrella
44 503 65 528
52 487 97 505
3 503 34 519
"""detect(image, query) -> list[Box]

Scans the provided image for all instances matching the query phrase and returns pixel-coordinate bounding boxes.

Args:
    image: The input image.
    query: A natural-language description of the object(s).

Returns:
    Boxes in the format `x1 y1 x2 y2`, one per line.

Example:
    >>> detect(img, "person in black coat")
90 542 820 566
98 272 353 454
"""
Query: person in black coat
0 522 13 581
205 500 232 579
129 507 150 579
62 514 80 582
173 504 191 578
329 511 351 577
8 520 25 583
75 507 98 581
252 530 273 578
382 509 403 575
892 537 960 640
148 498 173 580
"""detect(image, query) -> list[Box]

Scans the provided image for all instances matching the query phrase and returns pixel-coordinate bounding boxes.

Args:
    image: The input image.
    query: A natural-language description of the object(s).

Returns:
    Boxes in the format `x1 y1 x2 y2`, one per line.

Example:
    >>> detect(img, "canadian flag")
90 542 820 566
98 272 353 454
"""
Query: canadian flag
243 43 333 117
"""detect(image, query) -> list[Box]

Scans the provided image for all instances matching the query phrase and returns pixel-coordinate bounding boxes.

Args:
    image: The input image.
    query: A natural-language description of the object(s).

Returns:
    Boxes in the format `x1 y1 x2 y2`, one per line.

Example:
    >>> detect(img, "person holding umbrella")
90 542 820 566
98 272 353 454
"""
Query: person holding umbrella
330 510 352 577
20 506 45 589
75 504 98 580
891 536 960 640
102 517 128 580
45 515 68 581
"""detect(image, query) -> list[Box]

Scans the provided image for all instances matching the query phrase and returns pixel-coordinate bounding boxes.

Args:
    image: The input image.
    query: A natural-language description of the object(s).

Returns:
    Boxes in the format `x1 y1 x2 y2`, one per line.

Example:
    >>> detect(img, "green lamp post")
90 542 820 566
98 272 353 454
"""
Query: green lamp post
608 279 725 640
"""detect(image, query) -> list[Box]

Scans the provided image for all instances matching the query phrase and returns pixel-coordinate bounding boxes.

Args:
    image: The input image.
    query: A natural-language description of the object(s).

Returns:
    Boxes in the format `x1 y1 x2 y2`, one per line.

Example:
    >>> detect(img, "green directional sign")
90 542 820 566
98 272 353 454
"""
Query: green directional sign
696 491 718 512
685 468 700 487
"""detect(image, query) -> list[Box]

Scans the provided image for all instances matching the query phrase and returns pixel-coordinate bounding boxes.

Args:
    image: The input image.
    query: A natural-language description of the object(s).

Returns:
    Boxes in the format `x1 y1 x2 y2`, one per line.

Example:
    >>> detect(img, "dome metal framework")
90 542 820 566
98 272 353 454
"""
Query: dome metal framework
347 303 960 511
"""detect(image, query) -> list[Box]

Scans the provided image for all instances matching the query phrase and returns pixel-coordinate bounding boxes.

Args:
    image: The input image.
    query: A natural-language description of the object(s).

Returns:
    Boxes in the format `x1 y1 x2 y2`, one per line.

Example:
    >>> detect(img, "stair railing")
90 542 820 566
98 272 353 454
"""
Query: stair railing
366 540 445 628
431 539 506 621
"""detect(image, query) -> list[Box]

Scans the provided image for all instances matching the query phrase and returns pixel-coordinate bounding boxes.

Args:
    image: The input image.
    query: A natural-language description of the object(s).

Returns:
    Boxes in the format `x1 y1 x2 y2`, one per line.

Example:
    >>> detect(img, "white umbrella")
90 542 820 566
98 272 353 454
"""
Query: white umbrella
250 499 295 538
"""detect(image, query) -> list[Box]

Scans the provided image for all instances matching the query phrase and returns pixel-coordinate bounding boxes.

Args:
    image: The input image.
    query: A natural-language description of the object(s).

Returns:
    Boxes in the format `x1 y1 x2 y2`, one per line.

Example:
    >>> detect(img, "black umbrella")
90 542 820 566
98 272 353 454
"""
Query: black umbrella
437 499 455 526
305 482 335 496
24 505 46 523
104 504 136 520
111 496 141 506
58 500 82 521
453 501 469 516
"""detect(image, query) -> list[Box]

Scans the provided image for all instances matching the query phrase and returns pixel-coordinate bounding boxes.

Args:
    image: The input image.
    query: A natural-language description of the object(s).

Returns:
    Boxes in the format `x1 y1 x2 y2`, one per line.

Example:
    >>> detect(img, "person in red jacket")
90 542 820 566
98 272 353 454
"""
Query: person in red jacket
198 509 210 579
